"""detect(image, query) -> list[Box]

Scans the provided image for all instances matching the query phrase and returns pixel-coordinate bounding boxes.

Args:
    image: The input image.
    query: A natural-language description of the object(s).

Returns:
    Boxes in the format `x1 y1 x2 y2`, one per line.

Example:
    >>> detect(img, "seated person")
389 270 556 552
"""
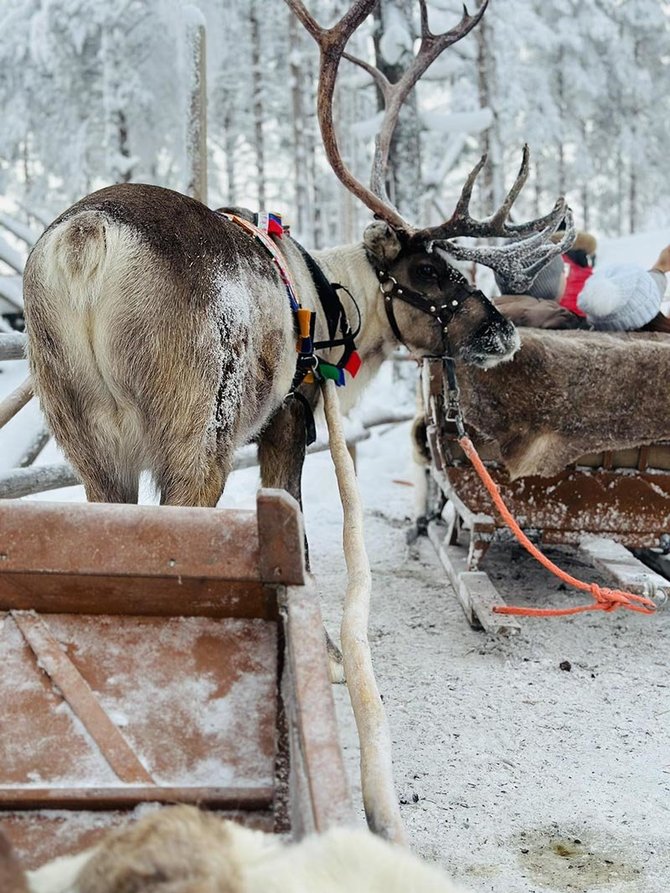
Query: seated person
495 234 669 331
494 231 596 329
579 245 670 332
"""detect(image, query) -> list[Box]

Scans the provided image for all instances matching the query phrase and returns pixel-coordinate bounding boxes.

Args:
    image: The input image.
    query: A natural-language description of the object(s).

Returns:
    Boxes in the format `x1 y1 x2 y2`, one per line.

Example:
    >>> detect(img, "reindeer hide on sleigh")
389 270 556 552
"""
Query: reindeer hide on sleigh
418 328 670 632
454 329 670 480
418 326 670 615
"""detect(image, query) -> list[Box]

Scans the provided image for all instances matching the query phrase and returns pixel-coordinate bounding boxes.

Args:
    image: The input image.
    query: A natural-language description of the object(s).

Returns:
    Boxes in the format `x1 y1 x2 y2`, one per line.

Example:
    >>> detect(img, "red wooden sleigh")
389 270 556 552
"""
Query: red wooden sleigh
0 491 352 869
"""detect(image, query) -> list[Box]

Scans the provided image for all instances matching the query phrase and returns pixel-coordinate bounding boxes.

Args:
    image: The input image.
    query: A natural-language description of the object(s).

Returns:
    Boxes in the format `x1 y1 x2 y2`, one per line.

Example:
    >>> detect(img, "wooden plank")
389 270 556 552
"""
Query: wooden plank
457 572 521 636
0 332 26 360
438 465 670 545
5 810 275 871
0 377 32 429
427 519 521 635
18 427 50 468
13 612 154 785
580 535 670 603
0 573 275 618
427 519 478 627
0 463 80 499
283 585 353 833
257 490 306 585
0 500 261 581
2 614 278 793
0 787 273 810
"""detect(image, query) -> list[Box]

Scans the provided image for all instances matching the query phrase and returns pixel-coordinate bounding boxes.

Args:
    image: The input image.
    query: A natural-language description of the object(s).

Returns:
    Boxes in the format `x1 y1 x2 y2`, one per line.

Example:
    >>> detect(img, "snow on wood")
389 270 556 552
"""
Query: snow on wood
0 377 33 429
0 213 38 247
183 5 207 204
0 276 24 310
0 237 25 275
0 463 80 499
580 535 670 606
0 332 27 361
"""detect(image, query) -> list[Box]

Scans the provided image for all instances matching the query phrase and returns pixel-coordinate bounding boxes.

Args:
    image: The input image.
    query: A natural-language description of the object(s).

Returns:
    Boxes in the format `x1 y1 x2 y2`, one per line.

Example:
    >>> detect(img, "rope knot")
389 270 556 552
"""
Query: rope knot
590 583 656 614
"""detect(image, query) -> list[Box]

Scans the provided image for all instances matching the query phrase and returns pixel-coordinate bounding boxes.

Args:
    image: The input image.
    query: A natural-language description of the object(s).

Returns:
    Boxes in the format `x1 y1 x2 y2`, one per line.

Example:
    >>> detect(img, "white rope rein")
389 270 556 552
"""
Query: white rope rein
321 379 406 845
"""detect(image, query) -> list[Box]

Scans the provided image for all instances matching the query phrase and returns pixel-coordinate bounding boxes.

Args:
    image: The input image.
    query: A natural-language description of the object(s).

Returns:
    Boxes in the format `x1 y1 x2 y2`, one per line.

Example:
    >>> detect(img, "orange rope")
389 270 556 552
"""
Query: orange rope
458 436 656 617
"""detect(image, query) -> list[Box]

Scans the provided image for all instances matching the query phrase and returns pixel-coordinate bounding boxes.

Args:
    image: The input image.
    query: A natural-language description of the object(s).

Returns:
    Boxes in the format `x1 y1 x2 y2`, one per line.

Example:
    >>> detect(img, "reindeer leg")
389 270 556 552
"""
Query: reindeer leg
258 394 345 683
258 396 310 521
158 452 229 508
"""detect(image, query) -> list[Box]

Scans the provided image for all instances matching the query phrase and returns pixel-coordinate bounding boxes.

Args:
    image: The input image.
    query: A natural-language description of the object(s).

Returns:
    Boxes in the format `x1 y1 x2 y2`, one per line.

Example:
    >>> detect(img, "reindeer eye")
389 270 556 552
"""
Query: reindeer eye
417 264 438 280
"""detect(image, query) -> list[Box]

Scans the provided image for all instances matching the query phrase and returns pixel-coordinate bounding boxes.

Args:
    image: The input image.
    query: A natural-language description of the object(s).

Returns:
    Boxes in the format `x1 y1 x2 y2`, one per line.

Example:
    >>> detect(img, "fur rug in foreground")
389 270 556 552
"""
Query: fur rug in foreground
17 806 468 893
457 329 670 479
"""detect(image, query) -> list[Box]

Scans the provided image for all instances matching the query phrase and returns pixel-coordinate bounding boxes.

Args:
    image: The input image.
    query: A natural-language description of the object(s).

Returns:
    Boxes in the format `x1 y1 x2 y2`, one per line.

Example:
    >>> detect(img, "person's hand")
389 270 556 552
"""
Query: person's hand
652 244 670 274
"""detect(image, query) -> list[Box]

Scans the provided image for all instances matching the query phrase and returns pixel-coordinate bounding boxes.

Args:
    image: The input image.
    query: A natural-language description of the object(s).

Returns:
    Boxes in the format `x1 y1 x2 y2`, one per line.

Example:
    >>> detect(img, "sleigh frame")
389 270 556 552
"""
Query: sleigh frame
419 358 670 635
0 491 352 869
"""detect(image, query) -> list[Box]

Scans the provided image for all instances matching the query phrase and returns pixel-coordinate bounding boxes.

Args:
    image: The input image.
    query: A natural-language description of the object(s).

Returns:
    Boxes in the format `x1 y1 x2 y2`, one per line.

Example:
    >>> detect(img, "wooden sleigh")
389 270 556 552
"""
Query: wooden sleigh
0 491 352 869
419 357 670 635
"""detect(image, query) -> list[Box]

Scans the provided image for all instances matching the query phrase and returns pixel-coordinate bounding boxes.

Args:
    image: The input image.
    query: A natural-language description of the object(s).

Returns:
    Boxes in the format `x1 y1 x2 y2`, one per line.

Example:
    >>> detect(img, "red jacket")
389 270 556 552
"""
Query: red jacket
559 255 592 317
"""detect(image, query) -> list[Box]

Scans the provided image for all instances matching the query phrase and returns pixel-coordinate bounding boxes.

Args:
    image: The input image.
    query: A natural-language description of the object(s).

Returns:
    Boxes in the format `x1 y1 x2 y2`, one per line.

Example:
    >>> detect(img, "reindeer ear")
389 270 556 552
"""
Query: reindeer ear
363 221 404 265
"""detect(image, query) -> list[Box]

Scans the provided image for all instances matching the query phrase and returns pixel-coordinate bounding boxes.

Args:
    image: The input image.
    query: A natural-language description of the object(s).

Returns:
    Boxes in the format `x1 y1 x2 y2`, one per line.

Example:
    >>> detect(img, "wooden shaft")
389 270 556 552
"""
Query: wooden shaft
322 380 406 844
0 332 27 360
18 427 51 467
0 786 274 810
185 11 207 204
0 463 80 498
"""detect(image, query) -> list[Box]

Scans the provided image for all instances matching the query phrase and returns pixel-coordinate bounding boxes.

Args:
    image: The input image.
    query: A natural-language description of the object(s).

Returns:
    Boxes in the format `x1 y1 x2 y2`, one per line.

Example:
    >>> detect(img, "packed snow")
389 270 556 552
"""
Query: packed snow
2 296 670 888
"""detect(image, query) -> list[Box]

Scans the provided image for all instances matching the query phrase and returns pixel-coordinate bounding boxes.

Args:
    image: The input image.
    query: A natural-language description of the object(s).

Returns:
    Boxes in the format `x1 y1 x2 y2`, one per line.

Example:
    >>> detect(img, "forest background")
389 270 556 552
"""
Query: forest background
1 0 669 251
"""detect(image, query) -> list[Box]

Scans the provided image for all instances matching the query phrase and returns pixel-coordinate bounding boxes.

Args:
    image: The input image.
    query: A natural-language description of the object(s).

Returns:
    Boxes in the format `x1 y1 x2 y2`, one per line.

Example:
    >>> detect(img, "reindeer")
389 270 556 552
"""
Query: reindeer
23 0 571 511
7 805 471 893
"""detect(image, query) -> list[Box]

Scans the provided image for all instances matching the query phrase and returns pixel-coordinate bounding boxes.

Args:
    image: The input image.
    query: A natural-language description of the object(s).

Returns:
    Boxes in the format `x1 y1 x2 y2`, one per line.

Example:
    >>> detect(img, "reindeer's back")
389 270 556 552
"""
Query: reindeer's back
23 184 298 497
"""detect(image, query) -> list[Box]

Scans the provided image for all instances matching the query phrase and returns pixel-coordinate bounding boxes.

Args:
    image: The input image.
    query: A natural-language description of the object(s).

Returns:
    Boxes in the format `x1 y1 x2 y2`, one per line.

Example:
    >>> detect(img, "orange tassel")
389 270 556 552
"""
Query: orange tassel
296 307 312 339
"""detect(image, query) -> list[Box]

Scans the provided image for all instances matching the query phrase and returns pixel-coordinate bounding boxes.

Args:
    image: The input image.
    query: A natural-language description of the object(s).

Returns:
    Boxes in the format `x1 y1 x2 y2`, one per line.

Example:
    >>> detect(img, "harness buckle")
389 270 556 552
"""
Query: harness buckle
378 275 397 296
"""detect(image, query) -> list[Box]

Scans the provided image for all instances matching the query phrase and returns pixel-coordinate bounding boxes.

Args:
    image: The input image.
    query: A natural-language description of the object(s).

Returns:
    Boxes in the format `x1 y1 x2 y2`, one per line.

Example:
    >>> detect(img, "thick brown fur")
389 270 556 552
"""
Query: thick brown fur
24 184 517 509
74 807 243 893
456 329 670 478
27 805 469 893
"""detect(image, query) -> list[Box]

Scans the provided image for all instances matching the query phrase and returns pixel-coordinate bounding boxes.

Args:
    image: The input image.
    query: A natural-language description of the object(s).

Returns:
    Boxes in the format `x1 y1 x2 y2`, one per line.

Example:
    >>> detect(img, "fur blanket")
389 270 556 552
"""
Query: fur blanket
7 806 468 893
456 329 670 479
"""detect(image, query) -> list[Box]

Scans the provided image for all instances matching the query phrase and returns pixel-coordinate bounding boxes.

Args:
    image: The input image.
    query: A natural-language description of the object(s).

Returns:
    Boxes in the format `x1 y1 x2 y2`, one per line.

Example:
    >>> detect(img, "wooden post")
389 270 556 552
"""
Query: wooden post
184 6 207 205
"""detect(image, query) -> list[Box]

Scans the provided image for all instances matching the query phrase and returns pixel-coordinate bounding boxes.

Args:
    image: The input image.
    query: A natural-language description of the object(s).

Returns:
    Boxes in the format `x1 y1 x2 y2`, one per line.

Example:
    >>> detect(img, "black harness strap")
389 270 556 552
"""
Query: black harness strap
296 244 361 355
376 268 484 357
289 389 318 446
288 243 363 445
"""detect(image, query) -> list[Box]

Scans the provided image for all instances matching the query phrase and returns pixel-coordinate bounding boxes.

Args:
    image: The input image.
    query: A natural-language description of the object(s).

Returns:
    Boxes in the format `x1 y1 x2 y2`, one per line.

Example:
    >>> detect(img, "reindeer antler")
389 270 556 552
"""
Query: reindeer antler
415 145 575 289
285 0 488 234
414 145 566 241
287 1 573 290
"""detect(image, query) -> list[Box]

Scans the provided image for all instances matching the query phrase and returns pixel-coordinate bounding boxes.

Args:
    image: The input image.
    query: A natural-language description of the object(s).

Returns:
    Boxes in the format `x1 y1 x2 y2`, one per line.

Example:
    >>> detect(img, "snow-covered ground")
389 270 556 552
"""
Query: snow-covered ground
1 230 670 891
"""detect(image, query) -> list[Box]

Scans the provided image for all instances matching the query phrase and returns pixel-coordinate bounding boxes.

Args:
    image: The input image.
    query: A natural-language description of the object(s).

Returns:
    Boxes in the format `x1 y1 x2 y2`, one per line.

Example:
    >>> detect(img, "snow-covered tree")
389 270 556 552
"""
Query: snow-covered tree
0 0 668 241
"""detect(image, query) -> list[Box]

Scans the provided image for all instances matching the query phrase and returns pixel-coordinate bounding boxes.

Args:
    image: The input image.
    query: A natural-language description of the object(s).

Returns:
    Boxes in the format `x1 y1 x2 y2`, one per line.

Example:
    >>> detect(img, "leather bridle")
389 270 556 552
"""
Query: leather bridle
376 268 480 355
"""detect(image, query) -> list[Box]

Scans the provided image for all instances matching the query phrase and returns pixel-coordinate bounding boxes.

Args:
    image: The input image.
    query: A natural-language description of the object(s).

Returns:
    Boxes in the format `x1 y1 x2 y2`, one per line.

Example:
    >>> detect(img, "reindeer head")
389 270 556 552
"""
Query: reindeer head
289 0 574 367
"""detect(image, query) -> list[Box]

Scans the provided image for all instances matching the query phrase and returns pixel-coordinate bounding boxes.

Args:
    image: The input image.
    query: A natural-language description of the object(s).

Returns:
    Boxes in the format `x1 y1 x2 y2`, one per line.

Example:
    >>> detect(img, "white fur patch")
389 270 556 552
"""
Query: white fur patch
28 848 95 893
25 809 469 893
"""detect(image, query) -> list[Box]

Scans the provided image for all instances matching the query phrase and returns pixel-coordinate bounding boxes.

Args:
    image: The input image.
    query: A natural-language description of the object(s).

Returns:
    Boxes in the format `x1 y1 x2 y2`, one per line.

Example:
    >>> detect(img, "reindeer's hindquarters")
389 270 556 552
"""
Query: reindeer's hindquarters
24 211 234 506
